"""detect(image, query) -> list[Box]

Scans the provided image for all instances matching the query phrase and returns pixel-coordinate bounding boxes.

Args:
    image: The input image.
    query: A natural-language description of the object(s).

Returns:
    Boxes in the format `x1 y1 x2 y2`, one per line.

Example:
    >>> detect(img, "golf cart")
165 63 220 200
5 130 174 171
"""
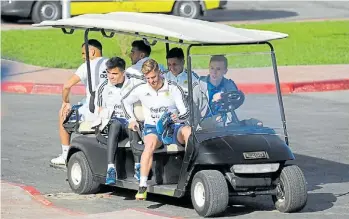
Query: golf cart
35 12 307 217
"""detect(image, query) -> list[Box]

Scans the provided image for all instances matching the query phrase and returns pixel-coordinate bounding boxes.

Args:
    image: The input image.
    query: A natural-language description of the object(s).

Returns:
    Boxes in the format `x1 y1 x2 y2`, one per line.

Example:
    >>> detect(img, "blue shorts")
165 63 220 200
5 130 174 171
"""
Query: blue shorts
143 123 183 145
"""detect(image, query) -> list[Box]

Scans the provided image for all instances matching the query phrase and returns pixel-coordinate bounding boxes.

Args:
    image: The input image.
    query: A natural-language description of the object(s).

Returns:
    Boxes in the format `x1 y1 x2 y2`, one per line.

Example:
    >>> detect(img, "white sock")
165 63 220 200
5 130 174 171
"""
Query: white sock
108 164 115 169
140 176 148 187
62 145 69 159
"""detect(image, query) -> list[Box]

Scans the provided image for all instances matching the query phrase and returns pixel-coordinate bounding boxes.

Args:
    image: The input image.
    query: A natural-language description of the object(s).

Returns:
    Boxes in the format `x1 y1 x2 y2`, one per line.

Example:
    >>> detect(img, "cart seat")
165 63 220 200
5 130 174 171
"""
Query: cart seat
95 132 131 148
78 121 96 134
95 100 144 147
133 140 185 154
131 101 185 154
129 130 185 155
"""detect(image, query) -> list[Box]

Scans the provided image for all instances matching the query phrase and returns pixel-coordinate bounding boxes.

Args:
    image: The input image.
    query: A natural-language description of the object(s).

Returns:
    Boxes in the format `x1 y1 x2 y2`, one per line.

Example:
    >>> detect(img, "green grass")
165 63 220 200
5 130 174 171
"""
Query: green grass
1 20 349 69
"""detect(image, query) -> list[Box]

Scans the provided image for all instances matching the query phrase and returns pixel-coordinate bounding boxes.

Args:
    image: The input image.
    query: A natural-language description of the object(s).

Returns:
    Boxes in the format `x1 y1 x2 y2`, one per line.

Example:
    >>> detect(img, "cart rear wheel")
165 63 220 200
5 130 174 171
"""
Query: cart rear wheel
272 165 307 212
191 170 229 217
67 151 101 194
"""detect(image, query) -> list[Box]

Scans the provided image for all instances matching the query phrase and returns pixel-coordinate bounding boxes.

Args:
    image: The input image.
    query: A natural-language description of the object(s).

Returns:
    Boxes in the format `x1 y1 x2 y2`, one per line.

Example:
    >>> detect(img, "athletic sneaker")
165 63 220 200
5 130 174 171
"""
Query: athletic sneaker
134 163 141 181
105 167 117 185
50 154 66 166
135 186 147 200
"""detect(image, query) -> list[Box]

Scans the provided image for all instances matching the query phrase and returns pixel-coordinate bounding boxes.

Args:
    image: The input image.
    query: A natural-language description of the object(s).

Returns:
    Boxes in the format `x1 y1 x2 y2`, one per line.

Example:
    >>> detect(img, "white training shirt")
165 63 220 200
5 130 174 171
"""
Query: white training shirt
122 79 189 125
95 75 143 119
75 57 108 106
126 57 166 79
163 70 199 94
125 57 149 77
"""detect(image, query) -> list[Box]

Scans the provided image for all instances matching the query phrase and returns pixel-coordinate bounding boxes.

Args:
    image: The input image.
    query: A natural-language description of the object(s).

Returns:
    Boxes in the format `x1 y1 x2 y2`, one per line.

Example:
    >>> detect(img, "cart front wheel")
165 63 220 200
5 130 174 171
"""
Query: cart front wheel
272 165 308 212
67 151 100 194
191 170 229 217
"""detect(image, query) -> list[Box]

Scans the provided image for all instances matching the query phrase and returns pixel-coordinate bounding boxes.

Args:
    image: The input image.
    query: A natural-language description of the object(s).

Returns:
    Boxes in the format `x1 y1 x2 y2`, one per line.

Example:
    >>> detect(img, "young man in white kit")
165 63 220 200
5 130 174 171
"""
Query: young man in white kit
122 59 192 200
51 39 109 166
163 47 199 94
93 56 144 185
126 40 165 78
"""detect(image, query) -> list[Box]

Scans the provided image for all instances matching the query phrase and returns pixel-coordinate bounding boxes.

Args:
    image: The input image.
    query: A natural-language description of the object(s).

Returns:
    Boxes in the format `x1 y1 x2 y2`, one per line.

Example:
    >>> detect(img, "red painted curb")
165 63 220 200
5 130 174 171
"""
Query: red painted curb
1 180 183 218
2 79 349 95
1 82 86 95
1 180 86 216
130 208 183 219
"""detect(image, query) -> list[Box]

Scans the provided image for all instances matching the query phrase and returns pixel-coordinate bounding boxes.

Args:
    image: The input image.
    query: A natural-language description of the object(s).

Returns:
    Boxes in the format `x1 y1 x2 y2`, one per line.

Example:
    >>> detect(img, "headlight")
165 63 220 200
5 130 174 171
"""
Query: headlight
231 163 280 174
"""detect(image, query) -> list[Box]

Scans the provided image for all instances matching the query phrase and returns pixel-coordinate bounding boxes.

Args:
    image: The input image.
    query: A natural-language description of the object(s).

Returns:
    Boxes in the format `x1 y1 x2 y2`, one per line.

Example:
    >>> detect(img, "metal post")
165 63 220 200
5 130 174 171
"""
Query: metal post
266 42 289 146
186 45 195 132
84 29 93 96
62 0 71 19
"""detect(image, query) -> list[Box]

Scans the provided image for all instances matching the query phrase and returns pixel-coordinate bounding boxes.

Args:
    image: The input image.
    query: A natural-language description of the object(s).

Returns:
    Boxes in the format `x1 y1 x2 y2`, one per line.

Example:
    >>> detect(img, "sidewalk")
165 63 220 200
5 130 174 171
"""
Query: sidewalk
1 59 349 94
1 181 180 219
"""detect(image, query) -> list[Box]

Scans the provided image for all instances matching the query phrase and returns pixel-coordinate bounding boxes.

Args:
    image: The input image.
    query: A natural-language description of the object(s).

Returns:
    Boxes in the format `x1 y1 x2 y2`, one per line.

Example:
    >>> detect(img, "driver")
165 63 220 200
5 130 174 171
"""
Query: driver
93 56 143 185
122 59 191 201
193 55 239 123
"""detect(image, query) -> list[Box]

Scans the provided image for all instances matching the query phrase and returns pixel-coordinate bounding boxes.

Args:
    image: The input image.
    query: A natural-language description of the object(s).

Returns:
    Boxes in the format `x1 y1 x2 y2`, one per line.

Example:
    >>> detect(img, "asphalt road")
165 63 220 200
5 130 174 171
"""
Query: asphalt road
205 1 349 23
1 1 349 31
1 91 349 218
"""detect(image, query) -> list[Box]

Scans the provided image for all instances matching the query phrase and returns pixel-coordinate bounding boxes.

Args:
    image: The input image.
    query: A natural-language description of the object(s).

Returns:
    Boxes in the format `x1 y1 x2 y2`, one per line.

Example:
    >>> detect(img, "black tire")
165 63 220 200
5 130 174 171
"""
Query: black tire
190 170 229 217
172 0 201 19
272 165 308 213
31 1 62 24
67 151 101 194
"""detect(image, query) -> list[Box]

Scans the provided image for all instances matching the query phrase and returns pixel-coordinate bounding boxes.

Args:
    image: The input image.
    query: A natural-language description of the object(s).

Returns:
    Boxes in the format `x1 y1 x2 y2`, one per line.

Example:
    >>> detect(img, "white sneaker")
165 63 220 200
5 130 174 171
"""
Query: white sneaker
50 154 66 165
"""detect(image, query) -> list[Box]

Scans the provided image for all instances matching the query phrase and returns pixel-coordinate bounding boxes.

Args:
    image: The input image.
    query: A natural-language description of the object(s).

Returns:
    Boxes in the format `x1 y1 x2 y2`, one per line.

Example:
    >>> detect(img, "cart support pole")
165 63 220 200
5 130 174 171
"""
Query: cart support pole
186 46 195 133
62 0 71 19
267 42 289 146
165 37 170 55
84 29 93 97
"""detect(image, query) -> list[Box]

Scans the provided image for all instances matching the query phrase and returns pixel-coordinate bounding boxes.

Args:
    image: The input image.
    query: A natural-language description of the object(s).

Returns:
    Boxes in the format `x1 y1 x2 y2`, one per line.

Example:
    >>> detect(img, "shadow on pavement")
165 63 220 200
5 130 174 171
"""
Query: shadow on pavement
201 9 298 22
102 153 349 217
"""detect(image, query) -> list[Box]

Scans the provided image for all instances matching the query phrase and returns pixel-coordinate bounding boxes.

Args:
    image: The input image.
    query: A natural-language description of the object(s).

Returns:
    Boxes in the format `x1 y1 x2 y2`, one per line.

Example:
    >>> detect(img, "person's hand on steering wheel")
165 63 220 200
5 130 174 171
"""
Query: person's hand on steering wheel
212 92 223 102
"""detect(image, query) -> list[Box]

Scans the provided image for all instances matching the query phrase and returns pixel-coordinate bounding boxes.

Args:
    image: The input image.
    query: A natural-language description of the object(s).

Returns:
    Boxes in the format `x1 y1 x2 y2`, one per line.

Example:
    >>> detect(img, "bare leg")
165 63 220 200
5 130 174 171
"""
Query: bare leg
140 134 162 181
136 134 161 200
177 126 192 146
59 109 71 146
51 109 71 165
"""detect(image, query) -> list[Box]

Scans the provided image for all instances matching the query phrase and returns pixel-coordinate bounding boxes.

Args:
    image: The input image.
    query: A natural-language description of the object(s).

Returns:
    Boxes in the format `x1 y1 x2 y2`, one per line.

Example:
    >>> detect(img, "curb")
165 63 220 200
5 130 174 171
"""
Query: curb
129 208 183 219
2 79 349 95
1 180 182 218
2 180 85 216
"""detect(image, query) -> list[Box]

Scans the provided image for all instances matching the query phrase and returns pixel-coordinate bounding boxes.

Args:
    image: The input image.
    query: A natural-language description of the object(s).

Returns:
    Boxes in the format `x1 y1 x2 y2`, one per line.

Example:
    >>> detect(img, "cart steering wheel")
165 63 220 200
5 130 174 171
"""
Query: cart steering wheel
211 90 245 114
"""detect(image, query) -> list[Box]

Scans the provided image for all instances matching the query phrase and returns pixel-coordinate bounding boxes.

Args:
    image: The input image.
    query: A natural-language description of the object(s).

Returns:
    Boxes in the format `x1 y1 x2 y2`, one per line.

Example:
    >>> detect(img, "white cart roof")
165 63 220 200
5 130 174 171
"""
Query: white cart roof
34 12 288 44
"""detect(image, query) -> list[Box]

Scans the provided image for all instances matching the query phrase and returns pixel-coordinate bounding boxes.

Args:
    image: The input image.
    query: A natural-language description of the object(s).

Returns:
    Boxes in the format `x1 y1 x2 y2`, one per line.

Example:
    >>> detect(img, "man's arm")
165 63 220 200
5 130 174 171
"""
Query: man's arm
171 83 189 122
60 74 81 117
62 74 81 104
121 83 144 123
95 80 108 114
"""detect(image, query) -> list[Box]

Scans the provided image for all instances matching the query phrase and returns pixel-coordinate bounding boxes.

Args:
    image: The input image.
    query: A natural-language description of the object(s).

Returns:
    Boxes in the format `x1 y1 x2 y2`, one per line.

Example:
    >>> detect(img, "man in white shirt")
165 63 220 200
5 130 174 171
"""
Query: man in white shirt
94 57 143 185
51 39 108 166
126 40 151 78
122 59 192 201
126 40 165 78
163 47 199 94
